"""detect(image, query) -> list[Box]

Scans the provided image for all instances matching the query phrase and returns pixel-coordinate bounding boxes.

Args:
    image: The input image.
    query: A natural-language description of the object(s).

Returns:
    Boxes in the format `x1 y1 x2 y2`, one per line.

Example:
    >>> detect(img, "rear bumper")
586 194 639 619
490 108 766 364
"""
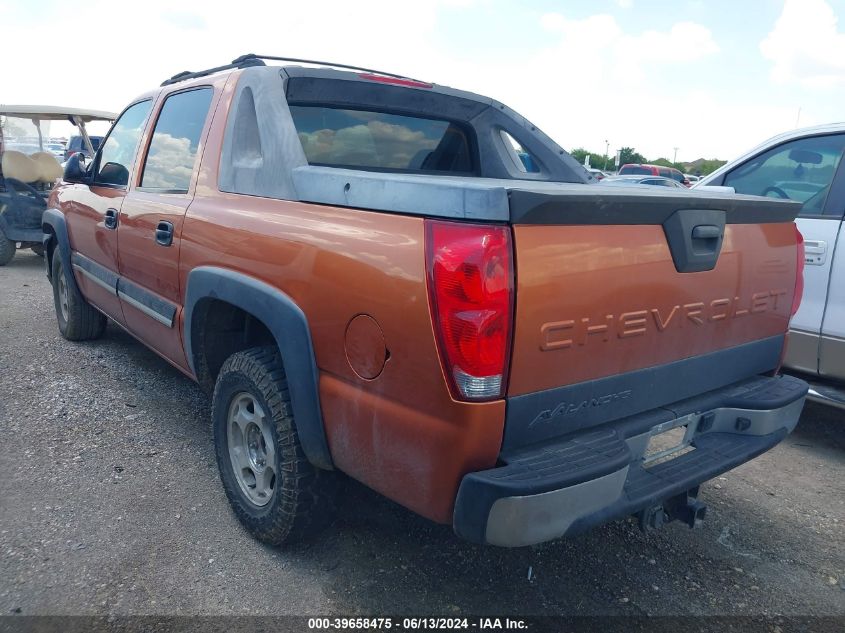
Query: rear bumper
453 374 808 547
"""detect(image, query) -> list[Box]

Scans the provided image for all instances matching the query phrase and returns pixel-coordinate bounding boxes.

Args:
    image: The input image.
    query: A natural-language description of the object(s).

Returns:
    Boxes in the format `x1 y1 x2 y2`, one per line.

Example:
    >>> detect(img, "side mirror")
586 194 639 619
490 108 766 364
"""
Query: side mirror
63 152 90 184
97 162 129 187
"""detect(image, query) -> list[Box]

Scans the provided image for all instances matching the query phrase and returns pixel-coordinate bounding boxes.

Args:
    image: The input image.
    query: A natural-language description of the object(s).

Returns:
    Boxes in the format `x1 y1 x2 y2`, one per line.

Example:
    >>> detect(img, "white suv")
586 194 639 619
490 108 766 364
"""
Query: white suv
698 123 845 409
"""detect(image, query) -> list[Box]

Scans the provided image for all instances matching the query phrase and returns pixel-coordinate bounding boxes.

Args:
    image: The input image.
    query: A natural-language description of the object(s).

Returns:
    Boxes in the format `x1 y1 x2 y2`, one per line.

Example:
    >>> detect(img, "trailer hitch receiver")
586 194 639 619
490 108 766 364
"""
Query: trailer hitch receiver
637 487 708 532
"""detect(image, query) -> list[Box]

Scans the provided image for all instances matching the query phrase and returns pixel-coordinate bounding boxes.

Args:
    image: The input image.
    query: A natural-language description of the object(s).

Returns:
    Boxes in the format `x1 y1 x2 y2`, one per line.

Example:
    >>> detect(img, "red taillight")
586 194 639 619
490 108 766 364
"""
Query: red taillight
426 220 514 401
357 73 433 89
791 225 805 317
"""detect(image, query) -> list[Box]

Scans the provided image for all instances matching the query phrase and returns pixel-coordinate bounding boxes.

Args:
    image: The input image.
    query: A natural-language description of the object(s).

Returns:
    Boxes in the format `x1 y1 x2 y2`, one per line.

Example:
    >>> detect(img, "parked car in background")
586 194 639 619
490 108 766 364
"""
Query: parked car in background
620 163 690 186
587 168 609 180
685 174 701 185
698 123 845 409
63 134 103 161
46 142 65 161
4 142 44 156
600 175 688 188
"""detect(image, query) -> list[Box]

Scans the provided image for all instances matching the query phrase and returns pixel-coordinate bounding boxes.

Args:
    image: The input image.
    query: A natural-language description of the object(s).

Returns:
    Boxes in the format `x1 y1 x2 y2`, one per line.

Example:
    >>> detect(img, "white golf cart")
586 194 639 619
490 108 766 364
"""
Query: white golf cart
0 105 115 265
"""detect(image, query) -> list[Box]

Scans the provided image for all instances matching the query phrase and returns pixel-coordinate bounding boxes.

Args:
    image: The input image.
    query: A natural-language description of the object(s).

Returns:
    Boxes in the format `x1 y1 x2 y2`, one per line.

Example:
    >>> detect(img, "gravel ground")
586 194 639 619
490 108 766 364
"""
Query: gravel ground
1 250 843 619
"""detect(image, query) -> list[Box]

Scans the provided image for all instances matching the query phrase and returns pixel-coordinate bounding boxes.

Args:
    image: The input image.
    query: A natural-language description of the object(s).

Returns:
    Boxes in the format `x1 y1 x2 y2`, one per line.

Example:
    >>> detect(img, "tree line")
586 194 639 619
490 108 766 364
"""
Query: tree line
570 147 727 176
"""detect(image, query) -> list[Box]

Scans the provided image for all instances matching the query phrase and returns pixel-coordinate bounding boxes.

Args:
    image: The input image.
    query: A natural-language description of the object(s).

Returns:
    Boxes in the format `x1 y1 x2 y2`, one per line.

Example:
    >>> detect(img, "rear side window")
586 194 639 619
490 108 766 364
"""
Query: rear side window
140 88 214 192
668 169 684 183
724 133 845 216
289 106 474 173
500 130 541 173
619 165 651 175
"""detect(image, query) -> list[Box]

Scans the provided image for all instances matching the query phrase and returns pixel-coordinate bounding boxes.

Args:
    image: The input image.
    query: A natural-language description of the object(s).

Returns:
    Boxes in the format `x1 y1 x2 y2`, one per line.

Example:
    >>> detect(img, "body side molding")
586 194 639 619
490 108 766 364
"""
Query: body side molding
117 277 176 327
69 252 177 327
183 266 333 470
71 251 119 293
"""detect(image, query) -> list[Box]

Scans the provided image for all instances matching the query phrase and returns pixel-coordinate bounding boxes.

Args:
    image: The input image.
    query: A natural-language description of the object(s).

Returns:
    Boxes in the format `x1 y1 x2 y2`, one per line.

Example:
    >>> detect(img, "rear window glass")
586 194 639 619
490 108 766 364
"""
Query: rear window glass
289 106 474 173
619 165 652 175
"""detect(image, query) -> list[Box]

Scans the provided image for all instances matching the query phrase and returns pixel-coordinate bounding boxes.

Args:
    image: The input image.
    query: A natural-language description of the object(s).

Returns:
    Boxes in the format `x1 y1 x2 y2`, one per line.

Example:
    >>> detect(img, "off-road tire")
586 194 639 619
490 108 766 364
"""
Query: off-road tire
0 230 15 266
212 346 337 545
51 250 107 341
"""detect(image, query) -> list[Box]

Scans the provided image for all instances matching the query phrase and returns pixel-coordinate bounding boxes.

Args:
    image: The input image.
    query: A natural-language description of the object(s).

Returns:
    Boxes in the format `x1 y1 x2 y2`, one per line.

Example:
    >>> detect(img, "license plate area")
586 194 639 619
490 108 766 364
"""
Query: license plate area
643 413 699 467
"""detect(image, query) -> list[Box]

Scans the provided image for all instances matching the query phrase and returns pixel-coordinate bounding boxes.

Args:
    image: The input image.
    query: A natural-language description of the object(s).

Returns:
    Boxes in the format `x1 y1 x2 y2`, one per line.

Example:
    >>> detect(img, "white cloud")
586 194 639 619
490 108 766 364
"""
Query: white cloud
761 0 845 87
616 0 633 8
540 13 622 40
492 13 724 159
161 10 207 30
0 1 801 165
0 0 452 112
620 21 720 63
539 13 718 84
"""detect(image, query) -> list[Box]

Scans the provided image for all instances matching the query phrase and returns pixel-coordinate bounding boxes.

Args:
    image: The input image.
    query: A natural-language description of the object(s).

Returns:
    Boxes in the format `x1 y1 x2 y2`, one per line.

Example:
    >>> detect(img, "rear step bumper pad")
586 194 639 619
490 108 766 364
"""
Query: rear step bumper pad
453 374 808 547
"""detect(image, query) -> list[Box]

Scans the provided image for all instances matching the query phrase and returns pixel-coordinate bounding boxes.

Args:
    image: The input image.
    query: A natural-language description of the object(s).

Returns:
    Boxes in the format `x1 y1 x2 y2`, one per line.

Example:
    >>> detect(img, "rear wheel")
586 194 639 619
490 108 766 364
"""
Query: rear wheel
0 229 15 266
51 250 107 341
212 346 336 545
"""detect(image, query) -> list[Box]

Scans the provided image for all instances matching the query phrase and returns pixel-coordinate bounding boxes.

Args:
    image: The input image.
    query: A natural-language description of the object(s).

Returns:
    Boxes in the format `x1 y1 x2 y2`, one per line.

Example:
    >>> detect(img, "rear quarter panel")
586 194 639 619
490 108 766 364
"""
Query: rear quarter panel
179 195 504 524
181 74 504 523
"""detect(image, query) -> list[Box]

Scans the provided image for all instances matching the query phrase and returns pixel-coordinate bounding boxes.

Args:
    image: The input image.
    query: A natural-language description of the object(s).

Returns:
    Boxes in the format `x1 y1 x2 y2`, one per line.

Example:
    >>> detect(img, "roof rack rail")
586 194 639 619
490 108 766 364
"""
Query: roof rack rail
160 56 266 86
233 54 426 82
161 54 427 87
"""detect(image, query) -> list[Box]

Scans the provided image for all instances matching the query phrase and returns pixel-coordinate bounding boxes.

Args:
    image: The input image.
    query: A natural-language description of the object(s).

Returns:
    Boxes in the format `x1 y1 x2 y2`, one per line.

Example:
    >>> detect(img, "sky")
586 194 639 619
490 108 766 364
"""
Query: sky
3 0 845 163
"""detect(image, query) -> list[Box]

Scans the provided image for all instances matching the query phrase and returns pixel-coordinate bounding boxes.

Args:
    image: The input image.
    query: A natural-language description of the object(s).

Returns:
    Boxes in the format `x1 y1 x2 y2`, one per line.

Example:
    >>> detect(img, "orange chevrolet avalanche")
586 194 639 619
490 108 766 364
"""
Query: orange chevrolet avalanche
43 55 807 547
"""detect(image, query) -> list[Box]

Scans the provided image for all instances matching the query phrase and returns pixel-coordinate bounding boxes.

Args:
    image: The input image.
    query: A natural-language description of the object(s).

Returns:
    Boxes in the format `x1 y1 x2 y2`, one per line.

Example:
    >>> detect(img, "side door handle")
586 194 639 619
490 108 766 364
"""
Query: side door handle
155 221 174 247
804 239 827 266
104 208 118 230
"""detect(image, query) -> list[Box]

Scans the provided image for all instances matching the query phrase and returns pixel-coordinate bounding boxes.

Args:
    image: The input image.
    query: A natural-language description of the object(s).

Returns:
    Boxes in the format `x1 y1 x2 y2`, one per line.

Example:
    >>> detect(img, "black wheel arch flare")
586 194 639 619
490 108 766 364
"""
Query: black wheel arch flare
41 208 76 289
183 266 334 470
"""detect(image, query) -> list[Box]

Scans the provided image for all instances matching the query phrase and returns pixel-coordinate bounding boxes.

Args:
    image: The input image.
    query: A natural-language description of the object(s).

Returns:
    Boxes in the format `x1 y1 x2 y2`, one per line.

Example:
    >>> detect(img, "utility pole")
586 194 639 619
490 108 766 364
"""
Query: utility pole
604 139 609 170
673 147 679 164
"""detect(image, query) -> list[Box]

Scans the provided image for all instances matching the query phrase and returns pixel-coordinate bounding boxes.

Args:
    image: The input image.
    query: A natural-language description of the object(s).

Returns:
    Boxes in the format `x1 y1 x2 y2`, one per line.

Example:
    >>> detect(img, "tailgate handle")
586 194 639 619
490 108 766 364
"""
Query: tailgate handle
692 225 721 240
662 209 726 273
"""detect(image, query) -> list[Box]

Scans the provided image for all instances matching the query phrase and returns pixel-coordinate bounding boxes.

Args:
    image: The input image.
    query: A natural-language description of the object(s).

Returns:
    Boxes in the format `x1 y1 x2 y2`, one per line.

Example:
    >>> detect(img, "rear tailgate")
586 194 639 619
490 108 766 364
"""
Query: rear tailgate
504 187 801 450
